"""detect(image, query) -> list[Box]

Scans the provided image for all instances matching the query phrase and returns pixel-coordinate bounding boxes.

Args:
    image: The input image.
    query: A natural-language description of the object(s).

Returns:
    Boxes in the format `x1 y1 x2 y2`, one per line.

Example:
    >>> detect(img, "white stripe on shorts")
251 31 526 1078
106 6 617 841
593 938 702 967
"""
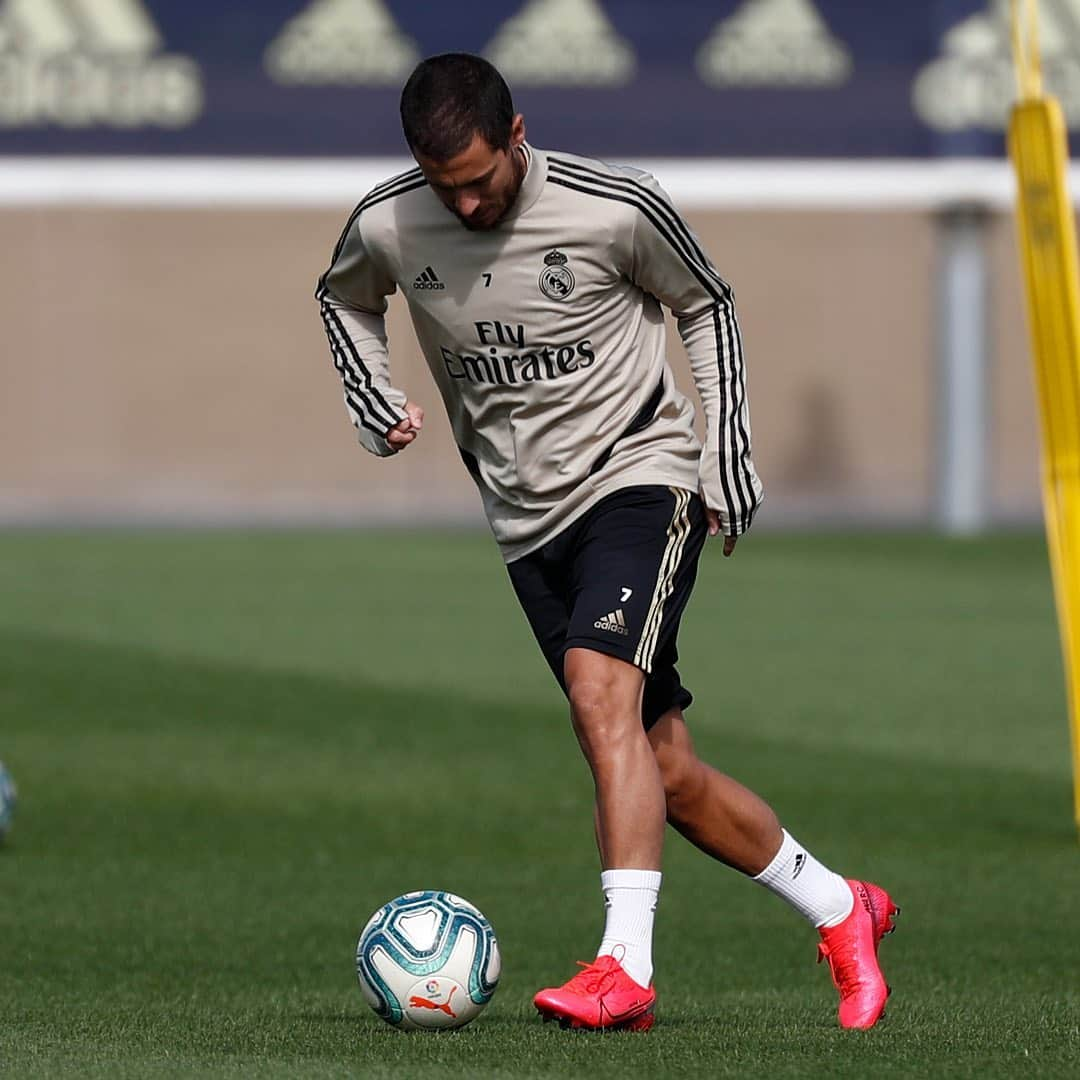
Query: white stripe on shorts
634 487 692 672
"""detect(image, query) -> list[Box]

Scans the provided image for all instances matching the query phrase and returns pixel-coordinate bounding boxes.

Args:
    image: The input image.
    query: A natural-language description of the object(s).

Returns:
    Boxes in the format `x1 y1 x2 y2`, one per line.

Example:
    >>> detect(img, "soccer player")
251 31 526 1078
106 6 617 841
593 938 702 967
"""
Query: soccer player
317 53 898 1032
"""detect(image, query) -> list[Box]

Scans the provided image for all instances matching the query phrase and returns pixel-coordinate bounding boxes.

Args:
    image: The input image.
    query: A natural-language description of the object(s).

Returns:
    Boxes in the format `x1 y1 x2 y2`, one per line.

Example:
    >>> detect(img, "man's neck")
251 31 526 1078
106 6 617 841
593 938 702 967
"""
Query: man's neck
511 144 528 197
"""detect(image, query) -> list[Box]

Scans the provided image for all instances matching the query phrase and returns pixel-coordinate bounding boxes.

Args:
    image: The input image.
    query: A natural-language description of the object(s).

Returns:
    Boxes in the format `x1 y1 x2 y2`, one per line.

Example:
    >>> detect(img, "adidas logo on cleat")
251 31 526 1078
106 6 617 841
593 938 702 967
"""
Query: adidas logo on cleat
594 608 629 635
412 265 445 290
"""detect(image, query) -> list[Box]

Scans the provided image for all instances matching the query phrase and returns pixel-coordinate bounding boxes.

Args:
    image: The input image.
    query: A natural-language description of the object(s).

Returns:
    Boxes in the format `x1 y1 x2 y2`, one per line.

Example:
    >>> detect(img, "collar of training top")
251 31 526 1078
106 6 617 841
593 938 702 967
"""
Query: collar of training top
499 142 548 225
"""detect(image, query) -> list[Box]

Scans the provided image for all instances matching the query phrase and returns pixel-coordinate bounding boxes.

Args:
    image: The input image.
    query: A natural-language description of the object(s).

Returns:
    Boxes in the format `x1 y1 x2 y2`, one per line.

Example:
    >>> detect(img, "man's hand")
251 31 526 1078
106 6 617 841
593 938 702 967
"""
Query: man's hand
704 505 738 557
385 401 424 452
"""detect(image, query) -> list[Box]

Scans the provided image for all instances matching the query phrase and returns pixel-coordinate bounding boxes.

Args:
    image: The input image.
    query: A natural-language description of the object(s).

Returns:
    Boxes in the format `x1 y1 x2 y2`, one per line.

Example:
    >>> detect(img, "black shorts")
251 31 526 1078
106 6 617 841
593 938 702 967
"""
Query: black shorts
507 485 707 730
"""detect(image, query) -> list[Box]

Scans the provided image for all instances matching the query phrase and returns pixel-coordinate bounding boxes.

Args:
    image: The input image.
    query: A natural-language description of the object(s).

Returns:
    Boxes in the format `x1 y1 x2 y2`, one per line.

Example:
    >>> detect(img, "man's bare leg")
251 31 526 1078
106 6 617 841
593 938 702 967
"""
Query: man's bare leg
647 706 900 1031
648 706 857 927
565 647 664 871
647 706 781 874
560 647 664 991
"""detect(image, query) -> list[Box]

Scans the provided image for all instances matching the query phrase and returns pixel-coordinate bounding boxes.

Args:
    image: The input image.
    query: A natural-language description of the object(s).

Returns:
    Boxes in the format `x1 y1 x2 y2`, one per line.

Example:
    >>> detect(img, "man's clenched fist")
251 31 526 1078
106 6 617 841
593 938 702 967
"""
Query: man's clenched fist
386 401 424 452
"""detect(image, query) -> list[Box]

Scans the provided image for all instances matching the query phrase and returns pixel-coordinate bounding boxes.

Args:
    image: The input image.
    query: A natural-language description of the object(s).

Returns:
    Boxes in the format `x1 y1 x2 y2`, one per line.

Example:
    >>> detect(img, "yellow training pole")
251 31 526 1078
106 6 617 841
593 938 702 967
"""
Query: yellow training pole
1007 0 1080 831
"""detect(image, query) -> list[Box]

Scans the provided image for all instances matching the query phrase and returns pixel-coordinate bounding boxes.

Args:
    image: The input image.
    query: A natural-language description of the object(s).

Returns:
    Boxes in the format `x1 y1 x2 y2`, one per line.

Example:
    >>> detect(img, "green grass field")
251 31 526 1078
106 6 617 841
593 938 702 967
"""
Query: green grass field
2 529 1079 1078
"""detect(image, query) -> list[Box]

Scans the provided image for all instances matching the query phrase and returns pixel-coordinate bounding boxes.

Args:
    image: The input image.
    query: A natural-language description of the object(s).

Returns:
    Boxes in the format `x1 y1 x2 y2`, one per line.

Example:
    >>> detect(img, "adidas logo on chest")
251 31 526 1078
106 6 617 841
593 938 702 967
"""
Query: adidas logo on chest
412 266 445 291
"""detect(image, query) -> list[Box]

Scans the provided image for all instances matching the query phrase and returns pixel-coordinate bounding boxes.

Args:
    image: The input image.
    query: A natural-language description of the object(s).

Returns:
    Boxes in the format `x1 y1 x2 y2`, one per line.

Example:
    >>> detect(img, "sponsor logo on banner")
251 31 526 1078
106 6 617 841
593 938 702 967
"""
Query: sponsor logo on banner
697 0 852 88
484 0 635 86
914 0 1080 131
0 0 202 127
265 0 419 85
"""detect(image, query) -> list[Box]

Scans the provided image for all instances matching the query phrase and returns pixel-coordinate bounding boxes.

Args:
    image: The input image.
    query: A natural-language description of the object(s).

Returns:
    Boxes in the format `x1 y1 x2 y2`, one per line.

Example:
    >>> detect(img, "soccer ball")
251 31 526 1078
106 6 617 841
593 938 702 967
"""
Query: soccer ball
356 890 501 1031
0 761 16 842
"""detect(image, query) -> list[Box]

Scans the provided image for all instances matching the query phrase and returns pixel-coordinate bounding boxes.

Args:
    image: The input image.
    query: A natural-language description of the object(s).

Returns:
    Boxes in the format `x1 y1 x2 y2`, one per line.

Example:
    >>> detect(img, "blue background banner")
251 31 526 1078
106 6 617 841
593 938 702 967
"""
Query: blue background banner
0 0 1077 158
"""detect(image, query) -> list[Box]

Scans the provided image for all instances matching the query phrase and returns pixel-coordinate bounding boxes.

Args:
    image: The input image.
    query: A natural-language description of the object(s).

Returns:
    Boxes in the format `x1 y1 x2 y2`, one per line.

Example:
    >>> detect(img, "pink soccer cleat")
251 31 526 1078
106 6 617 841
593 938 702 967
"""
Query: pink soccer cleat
534 954 656 1031
817 879 900 1030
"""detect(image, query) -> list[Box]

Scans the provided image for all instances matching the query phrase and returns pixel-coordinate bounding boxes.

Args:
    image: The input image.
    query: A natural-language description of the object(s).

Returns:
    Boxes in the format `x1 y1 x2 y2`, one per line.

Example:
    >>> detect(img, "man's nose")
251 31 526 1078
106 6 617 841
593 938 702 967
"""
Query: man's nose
455 191 481 217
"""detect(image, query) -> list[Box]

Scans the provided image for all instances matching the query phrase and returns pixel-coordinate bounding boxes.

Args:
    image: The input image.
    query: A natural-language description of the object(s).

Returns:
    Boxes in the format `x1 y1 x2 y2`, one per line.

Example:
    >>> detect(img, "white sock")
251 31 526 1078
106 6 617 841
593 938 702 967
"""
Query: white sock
752 830 854 929
596 869 661 987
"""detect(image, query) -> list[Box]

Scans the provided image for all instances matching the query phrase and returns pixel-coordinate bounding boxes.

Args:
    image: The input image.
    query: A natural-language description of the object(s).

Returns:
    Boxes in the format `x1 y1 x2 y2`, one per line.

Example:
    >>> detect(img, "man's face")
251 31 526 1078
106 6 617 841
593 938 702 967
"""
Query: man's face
414 116 527 231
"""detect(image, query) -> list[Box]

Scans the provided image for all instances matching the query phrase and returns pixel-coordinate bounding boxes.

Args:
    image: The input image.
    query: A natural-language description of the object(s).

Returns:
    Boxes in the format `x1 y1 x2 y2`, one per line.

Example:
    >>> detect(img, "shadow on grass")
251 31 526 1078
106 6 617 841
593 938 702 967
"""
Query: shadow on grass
2 625 1074 854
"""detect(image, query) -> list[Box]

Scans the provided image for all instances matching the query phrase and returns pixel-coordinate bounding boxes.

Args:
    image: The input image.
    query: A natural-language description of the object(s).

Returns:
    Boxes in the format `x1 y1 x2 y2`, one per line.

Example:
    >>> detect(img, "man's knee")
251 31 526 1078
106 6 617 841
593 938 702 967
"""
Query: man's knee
564 647 643 746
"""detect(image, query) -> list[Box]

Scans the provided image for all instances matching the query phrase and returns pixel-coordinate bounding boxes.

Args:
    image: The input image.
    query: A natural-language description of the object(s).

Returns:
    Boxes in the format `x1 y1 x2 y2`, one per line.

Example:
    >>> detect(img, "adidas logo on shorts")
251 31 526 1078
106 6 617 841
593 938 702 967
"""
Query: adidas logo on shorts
594 608 629 635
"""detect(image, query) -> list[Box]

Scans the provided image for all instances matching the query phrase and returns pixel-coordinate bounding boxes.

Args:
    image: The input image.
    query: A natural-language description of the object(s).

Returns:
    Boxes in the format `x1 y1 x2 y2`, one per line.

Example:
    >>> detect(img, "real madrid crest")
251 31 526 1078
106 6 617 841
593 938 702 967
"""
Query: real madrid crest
539 249 575 301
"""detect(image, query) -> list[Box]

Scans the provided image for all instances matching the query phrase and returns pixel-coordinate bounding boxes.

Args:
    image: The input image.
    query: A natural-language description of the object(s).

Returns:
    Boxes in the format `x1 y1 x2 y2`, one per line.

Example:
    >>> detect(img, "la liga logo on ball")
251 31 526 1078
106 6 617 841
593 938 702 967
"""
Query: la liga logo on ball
356 891 500 1031
539 249 575 301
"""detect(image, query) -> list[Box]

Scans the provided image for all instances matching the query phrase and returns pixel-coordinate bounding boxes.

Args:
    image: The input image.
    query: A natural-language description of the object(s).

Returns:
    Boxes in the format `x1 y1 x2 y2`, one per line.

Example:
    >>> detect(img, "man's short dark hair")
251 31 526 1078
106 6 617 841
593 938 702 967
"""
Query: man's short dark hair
400 53 515 161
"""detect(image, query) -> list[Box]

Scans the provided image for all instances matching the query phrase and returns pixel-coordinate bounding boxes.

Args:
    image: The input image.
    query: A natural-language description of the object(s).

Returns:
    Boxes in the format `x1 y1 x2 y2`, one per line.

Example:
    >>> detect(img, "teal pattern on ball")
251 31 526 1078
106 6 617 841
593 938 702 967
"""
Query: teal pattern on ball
356 891 498 1025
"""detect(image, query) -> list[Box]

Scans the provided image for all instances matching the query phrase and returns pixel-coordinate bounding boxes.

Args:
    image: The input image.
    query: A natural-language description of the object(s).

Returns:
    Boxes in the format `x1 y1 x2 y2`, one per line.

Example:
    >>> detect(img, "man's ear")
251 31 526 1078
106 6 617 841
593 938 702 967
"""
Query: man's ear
510 113 526 149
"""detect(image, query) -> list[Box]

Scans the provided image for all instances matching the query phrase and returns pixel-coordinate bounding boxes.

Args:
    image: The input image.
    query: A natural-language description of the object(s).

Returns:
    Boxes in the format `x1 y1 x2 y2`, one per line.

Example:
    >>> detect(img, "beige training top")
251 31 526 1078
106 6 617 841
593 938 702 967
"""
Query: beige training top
317 143 763 562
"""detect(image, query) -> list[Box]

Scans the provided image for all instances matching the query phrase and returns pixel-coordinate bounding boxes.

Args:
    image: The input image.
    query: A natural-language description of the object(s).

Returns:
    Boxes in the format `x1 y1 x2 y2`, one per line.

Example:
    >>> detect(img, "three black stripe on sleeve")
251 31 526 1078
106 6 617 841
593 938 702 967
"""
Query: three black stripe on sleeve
315 168 427 436
320 302 402 435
